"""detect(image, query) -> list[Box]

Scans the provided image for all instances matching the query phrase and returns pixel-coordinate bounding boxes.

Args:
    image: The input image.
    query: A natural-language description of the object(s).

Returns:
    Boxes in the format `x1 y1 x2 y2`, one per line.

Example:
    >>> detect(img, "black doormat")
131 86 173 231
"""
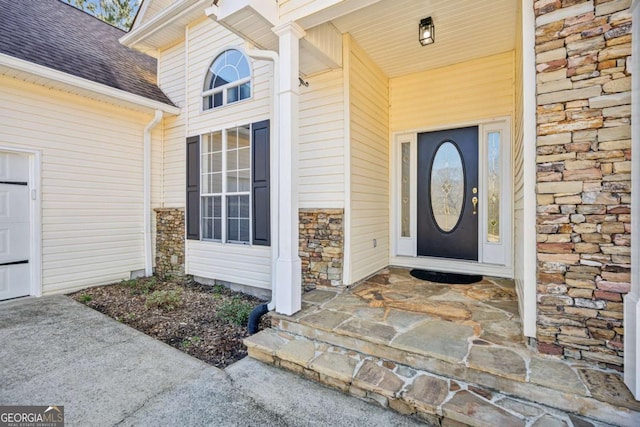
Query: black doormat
409 269 482 284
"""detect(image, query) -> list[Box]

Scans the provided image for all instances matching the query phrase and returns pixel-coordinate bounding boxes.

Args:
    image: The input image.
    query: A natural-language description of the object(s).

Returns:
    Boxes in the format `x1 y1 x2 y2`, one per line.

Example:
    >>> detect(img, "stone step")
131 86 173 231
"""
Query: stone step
245 327 639 427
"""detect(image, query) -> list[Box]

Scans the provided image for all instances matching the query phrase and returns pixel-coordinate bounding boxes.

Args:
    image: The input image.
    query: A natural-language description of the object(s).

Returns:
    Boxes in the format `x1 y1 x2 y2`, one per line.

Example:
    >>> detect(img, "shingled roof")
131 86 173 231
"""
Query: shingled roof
0 0 175 106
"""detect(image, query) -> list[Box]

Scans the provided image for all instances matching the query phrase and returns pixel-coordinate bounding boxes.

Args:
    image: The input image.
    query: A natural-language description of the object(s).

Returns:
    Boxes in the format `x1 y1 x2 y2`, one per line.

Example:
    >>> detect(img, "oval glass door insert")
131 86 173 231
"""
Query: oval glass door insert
430 141 464 232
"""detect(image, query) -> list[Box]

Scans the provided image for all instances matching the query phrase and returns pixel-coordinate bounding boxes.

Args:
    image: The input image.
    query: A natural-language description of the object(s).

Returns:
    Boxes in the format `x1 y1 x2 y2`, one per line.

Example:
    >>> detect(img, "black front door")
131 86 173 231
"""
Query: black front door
417 126 478 260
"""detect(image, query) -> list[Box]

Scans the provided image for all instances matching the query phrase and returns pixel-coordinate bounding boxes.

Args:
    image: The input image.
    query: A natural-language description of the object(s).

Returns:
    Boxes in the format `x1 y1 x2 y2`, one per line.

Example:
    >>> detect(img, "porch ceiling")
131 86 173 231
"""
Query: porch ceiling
330 0 518 78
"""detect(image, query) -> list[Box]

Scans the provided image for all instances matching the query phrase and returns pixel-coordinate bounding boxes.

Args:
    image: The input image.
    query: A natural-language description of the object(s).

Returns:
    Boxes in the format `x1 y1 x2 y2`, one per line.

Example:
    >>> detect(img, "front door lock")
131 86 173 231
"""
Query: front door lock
472 196 478 215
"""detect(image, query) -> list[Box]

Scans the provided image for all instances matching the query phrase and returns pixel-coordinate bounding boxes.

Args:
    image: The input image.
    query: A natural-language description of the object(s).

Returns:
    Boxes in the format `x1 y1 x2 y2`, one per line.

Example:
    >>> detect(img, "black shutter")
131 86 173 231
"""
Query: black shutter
186 135 200 240
252 120 270 246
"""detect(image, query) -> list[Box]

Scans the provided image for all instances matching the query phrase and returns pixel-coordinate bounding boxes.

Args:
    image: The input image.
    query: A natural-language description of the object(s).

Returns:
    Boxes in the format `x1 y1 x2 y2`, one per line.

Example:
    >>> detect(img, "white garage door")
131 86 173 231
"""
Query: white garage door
0 152 31 300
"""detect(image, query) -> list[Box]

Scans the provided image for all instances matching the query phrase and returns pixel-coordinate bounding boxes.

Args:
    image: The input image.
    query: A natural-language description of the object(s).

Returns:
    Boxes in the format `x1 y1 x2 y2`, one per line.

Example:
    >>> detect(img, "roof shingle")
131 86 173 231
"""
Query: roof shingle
0 0 175 106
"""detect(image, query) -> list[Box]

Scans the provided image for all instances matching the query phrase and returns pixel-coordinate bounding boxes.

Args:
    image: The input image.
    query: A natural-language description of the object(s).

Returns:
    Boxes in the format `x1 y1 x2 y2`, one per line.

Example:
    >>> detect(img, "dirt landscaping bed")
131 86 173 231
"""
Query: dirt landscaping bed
70 276 267 368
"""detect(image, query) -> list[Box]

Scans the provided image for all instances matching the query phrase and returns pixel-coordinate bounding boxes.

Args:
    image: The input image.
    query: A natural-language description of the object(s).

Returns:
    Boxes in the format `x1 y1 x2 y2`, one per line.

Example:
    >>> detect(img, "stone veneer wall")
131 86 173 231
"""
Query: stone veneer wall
299 209 344 291
534 0 632 369
154 208 185 278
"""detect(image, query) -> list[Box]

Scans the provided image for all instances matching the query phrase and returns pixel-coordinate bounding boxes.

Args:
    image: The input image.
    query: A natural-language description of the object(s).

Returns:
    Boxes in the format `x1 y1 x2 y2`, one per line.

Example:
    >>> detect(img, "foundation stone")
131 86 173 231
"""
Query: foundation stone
154 208 185 278
299 208 344 291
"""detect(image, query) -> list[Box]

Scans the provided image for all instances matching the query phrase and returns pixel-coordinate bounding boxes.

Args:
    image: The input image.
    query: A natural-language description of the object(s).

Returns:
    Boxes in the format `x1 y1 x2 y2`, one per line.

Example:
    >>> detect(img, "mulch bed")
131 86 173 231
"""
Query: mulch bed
70 276 268 368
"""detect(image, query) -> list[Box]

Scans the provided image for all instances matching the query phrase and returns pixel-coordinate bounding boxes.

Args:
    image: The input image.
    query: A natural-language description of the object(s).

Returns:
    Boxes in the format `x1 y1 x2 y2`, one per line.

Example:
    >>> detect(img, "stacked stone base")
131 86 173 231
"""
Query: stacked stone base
155 208 185 279
245 324 639 427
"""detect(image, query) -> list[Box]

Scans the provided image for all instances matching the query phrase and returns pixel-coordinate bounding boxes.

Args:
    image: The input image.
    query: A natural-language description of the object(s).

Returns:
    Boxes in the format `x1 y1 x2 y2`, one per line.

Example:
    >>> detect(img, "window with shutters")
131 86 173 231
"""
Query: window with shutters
202 49 251 110
201 126 251 243
187 121 270 246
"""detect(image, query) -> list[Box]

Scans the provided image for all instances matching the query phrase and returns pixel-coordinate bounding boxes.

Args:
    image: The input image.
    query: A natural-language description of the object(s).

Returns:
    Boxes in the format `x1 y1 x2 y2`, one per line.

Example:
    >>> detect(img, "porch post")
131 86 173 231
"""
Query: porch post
625 0 639 399
272 21 305 315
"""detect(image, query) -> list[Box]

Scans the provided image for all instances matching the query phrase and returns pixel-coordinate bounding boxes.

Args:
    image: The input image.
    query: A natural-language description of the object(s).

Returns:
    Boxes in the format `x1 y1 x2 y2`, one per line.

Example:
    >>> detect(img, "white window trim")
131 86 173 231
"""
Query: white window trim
201 48 254 112
202 76 252 108
390 117 513 278
200 127 253 245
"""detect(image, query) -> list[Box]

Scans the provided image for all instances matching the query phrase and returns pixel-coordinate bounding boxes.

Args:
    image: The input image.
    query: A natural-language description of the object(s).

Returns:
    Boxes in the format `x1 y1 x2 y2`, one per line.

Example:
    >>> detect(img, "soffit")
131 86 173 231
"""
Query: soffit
133 0 178 29
331 0 518 78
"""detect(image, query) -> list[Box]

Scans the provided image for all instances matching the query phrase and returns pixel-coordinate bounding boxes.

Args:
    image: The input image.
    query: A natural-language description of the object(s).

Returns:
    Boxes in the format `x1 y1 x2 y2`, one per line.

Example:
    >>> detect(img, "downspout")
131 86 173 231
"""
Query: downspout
244 44 279 333
144 110 163 276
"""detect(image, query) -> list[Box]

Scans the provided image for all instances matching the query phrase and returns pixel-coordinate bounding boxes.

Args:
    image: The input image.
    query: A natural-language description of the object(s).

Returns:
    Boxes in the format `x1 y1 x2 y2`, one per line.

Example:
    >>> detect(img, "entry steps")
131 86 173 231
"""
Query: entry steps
245 318 640 427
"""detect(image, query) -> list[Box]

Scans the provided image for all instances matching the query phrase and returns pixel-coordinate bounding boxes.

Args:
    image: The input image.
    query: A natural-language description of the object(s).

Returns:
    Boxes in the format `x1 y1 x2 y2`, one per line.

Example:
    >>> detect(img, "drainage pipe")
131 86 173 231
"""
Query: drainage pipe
248 303 269 334
243 45 279 331
143 110 163 277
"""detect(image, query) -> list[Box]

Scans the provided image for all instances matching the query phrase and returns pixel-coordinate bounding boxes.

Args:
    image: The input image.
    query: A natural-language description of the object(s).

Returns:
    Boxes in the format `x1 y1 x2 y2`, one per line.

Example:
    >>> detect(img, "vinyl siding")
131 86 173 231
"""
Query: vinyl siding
347 36 390 284
187 242 271 290
158 17 273 289
186 18 271 135
159 40 186 207
0 75 162 294
390 52 515 132
299 68 345 208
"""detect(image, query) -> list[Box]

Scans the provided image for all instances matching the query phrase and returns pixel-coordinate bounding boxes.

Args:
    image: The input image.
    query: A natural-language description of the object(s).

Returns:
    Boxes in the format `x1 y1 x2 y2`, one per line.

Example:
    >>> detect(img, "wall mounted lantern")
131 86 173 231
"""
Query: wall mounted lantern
419 17 435 46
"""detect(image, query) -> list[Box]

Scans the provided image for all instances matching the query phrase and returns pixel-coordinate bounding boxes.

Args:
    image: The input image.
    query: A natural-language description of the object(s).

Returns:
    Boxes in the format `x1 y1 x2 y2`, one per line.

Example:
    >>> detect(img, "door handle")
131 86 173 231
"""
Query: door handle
472 196 478 215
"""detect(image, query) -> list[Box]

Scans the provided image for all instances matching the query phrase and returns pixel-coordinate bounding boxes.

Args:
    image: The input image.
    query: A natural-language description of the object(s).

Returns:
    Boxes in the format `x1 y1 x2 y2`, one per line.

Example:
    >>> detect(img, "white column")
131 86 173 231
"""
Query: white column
273 22 305 315
522 0 538 339
624 0 639 399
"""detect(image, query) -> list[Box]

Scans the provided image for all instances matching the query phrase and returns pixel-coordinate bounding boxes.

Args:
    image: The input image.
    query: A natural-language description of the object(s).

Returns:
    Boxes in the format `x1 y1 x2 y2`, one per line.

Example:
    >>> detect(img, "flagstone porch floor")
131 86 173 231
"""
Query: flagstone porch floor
245 268 640 426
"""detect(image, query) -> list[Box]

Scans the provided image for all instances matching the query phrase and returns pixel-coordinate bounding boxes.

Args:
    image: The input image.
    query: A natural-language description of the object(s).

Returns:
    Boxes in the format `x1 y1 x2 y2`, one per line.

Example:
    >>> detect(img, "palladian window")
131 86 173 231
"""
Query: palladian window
202 49 251 110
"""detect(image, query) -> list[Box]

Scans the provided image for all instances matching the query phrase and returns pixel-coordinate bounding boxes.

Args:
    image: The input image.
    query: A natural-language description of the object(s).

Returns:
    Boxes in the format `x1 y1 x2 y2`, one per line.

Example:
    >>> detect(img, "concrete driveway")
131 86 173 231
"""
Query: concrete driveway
0 296 422 426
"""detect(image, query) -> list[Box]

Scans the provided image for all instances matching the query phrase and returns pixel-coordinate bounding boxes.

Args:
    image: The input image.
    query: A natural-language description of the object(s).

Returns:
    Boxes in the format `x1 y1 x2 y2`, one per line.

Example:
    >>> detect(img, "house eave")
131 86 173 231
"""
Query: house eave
119 0 211 55
0 53 181 115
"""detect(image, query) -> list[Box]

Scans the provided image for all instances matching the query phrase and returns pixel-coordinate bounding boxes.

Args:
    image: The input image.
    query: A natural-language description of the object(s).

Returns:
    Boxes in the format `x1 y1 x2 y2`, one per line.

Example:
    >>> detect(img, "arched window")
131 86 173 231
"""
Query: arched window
202 49 251 110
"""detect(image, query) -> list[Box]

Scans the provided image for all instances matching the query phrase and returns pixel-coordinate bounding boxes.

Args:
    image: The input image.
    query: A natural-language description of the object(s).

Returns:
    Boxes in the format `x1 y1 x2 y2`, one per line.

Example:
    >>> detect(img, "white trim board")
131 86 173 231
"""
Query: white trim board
0 53 180 115
389 117 514 279
521 0 538 339
624 0 639 400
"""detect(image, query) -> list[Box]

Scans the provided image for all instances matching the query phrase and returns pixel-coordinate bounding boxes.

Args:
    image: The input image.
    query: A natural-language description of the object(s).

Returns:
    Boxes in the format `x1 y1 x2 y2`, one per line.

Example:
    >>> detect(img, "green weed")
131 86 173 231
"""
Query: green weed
120 277 157 295
181 336 201 348
78 294 92 303
145 289 183 311
216 296 253 326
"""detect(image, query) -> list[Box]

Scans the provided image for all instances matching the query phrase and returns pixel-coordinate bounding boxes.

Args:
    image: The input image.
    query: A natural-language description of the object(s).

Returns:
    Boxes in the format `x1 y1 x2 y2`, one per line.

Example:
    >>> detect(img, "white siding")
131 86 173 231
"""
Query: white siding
0 76 161 294
299 69 345 208
159 40 186 207
347 36 390 284
157 18 273 288
187 242 271 290
390 52 515 132
186 18 271 135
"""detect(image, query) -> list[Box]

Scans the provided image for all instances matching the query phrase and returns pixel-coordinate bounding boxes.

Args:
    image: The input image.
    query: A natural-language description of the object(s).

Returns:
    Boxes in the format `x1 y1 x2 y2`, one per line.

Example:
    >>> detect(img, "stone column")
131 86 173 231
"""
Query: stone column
533 0 632 370
299 209 345 291
154 208 185 278
272 22 305 315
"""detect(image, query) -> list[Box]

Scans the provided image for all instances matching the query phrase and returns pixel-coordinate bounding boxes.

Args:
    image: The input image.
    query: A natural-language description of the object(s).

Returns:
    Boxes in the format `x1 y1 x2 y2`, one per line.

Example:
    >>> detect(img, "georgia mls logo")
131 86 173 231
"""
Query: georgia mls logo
0 405 64 427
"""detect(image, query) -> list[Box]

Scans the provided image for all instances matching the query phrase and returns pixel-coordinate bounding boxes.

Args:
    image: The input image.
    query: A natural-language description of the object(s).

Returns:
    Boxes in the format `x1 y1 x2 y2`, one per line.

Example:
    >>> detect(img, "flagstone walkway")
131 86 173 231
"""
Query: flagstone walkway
246 268 640 426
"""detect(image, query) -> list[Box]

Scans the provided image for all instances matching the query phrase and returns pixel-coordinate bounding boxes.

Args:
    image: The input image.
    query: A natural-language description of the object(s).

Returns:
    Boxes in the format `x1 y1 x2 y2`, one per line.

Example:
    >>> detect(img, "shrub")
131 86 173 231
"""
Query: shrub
120 277 157 295
216 296 253 326
145 289 183 311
